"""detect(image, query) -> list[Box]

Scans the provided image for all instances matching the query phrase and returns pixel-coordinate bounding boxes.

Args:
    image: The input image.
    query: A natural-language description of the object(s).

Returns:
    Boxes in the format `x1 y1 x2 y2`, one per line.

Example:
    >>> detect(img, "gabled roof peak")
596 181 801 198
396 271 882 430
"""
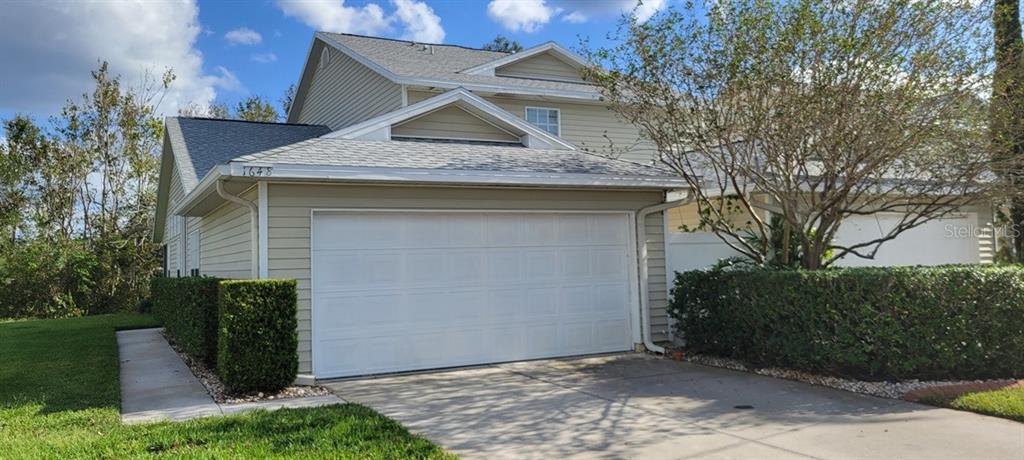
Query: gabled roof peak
323 87 577 150
460 42 589 77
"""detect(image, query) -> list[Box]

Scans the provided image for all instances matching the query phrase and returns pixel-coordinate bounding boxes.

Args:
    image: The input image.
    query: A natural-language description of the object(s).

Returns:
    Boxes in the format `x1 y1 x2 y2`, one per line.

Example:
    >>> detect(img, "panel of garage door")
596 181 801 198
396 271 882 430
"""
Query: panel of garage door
311 211 634 378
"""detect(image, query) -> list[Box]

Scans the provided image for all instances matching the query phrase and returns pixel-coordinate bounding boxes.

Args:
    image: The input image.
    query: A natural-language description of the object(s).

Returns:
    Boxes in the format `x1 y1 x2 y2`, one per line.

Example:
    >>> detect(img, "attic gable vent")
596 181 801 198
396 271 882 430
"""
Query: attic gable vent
319 47 330 69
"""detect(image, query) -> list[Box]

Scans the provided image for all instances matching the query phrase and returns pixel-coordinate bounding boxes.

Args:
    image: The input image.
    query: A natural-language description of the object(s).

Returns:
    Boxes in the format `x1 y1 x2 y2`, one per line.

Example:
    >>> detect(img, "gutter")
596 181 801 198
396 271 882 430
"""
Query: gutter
636 192 694 354
216 180 259 278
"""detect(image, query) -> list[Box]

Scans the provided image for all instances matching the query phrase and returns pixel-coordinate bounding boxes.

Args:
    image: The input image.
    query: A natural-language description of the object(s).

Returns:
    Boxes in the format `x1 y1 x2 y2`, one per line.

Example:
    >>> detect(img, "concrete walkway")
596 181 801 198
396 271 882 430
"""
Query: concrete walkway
117 328 341 424
327 353 1024 459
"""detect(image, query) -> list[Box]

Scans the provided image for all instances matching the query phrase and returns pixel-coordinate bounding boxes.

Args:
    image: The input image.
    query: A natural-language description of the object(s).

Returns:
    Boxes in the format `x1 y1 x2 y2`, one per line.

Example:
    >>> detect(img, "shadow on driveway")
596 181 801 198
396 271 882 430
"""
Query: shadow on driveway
325 353 1024 459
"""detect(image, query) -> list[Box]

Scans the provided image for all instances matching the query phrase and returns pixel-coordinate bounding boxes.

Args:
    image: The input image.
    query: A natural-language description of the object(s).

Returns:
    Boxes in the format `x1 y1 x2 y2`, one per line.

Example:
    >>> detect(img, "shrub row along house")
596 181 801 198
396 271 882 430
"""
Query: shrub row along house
153 32 995 382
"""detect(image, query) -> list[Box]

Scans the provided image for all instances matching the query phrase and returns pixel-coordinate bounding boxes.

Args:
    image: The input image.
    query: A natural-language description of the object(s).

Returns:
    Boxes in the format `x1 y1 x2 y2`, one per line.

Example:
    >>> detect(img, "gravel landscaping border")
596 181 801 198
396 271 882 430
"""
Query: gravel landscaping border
672 351 1019 401
162 331 329 404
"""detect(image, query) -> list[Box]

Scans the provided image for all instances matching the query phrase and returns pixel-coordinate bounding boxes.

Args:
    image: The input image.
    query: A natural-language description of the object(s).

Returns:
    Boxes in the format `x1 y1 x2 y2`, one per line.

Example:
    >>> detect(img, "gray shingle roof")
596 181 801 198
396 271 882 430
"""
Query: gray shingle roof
234 137 676 179
323 33 601 97
167 117 330 190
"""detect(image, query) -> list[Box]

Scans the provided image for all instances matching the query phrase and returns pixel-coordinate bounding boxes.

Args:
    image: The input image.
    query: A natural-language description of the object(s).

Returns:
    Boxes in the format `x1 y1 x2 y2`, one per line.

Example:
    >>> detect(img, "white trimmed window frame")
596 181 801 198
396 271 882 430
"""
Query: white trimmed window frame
524 106 561 137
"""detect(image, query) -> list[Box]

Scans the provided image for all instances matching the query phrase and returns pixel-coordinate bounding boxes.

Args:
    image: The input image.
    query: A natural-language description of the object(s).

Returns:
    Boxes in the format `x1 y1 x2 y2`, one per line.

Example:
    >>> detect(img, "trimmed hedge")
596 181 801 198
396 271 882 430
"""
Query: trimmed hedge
217 279 298 394
670 266 1024 381
150 276 221 367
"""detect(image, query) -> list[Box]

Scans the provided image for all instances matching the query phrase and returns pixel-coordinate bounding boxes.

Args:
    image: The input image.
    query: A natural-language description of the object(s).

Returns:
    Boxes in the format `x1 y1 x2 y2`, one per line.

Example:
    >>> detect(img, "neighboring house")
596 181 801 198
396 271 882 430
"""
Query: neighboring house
154 33 684 382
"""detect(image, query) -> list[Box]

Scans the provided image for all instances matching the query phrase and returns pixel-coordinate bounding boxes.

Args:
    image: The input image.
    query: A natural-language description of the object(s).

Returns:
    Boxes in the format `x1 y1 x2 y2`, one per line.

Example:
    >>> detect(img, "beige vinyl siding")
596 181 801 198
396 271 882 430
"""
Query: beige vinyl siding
164 166 186 276
391 106 518 142
199 193 254 279
645 211 669 342
408 90 657 165
295 46 403 130
266 183 666 374
495 52 585 82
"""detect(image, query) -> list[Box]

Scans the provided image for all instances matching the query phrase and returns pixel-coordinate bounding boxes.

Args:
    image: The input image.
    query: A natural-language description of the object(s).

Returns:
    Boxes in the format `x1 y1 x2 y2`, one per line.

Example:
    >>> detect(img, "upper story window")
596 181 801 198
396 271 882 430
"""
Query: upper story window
525 107 560 137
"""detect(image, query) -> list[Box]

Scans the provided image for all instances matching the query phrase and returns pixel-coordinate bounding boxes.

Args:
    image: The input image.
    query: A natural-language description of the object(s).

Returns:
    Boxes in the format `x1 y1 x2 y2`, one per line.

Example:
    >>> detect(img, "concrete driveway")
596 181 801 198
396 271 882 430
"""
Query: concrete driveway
325 353 1024 459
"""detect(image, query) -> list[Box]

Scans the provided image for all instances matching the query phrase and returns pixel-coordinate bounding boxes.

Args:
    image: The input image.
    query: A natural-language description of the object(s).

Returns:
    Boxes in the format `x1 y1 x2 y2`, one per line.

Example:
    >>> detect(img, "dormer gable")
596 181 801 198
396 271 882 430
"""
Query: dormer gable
461 42 589 83
392 106 520 143
324 88 576 150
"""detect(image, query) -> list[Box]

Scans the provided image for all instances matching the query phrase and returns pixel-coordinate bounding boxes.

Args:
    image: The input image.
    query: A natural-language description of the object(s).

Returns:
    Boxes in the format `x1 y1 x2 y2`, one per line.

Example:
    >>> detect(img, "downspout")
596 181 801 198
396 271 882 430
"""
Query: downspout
636 192 694 354
216 180 259 278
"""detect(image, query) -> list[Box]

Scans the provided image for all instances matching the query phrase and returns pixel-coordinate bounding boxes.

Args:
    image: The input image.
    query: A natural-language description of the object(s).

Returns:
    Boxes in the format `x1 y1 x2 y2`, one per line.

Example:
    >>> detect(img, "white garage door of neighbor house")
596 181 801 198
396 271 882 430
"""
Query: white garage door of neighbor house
311 210 636 379
832 213 980 267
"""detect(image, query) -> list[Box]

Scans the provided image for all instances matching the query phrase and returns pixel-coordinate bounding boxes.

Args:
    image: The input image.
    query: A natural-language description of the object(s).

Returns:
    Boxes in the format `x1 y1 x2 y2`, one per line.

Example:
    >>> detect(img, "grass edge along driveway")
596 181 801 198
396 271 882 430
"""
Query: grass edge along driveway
0 313 454 459
921 387 1024 424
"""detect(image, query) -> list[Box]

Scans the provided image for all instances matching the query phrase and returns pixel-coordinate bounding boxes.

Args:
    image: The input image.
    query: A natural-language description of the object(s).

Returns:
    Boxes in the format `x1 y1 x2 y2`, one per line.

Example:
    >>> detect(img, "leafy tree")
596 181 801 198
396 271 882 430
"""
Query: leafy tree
482 35 522 53
0 61 170 317
587 0 1001 269
281 84 296 117
992 0 1024 261
234 95 280 122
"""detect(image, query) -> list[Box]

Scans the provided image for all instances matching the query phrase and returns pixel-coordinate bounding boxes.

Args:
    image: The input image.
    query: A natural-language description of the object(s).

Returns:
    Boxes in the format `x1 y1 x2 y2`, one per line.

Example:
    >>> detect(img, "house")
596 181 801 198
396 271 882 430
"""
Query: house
154 32 996 382
154 32 686 382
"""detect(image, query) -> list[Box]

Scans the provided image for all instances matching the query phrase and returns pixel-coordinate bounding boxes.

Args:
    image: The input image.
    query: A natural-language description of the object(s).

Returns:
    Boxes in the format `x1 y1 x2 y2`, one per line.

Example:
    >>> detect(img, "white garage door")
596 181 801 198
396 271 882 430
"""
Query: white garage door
833 213 980 267
311 210 636 378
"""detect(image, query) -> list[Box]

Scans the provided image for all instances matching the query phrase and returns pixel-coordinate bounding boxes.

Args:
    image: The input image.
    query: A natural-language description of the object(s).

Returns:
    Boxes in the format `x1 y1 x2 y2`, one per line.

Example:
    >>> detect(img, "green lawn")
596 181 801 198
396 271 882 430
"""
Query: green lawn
0 314 454 459
922 387 1024 423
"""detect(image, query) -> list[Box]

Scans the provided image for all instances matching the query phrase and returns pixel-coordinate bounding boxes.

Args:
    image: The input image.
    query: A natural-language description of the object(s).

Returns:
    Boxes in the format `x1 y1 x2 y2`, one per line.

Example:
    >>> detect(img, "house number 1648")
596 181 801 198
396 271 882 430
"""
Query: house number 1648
243 166 273 177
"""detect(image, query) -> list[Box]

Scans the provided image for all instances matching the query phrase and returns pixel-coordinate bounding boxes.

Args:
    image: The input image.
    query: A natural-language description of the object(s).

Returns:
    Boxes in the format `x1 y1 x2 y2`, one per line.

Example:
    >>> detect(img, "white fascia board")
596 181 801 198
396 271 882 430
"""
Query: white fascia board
315 32 404 83
461 42 589 76
396 77 603 101
324 88 577 150
171 165 228 216
315 34 603 102
285 36 318 123
227 162 685 189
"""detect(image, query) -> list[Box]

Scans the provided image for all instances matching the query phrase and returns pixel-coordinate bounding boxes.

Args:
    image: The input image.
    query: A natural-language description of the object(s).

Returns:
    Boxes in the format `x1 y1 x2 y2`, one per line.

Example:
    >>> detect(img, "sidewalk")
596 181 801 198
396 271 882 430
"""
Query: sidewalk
117 328 341 424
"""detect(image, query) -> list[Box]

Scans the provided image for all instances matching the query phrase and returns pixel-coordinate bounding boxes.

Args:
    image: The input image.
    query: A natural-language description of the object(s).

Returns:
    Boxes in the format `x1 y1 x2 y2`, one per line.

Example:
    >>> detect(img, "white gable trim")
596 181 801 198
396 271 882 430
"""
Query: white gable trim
460 42 589 77
323 88 577 150
310 34 603 102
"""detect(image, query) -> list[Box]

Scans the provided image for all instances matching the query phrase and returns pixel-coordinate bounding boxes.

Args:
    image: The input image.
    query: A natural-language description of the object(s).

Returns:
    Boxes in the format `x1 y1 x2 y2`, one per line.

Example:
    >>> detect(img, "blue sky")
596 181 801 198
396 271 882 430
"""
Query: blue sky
0 0 667 123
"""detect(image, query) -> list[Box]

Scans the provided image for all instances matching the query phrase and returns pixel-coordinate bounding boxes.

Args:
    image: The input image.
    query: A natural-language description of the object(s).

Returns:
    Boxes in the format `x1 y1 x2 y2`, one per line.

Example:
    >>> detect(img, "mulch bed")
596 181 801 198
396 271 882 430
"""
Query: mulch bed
161 331 330 404
667 348 1021 401
902 380 1024 402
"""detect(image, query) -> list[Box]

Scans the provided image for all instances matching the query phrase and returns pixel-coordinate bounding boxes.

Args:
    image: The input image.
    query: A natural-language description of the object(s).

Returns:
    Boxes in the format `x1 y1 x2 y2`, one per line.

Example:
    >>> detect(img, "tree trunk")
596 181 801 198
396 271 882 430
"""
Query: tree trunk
993 0 1024 261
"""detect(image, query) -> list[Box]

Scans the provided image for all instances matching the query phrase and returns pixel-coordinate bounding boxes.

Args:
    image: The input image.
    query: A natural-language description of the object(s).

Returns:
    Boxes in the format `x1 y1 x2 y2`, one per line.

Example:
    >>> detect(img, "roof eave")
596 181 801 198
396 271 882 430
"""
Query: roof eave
225 162 686 190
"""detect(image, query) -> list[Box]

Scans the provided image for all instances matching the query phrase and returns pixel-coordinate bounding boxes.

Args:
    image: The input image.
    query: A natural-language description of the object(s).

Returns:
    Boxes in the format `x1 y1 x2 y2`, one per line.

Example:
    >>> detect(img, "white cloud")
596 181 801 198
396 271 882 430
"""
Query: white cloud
562 10 588 23
631 0 667 22
0 0 234 117
274 0 447 42
392 0 444 43
224 27 262 45
552 0 667 23
487 0 560 33
250 52 278 64
210 66 245 93
274 0 391 35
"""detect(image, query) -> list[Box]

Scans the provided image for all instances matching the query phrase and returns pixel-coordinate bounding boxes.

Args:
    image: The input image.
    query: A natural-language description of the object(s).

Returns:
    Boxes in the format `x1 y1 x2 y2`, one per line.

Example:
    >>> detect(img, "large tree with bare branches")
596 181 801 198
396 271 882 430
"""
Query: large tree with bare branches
587 0 1002 269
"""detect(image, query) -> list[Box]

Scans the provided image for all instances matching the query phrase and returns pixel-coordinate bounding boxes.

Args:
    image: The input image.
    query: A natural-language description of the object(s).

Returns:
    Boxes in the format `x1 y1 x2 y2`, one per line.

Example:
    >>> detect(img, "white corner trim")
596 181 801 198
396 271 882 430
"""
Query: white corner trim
258 181 269 279
323 88 577 150
461 42 589 76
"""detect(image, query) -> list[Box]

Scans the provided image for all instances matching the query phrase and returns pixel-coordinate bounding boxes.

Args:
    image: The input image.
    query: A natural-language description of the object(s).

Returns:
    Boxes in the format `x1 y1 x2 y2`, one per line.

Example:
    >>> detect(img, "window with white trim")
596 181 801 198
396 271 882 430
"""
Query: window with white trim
525 107 560 136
